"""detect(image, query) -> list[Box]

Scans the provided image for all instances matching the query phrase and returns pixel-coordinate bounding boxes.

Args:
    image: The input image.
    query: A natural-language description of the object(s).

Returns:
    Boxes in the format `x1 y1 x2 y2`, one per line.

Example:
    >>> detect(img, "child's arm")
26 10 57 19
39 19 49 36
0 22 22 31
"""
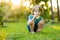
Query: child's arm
27 16 35 25
38 17 44 25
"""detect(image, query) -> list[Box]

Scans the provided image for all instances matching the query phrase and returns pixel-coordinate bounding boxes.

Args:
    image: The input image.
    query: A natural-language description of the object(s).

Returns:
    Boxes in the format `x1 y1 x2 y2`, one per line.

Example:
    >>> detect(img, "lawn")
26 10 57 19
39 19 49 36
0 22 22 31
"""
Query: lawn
0 19 60 40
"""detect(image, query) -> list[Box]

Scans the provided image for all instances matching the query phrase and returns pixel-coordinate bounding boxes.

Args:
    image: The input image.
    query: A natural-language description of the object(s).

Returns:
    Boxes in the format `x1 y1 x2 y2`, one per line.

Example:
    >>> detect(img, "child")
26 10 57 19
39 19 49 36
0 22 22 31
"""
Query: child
27 5 44 33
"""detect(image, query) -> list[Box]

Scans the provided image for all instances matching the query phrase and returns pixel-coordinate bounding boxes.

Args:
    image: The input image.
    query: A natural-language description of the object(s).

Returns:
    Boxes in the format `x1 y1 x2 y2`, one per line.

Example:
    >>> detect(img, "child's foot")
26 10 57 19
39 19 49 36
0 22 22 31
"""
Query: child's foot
37 29 41 32
31 32 34 33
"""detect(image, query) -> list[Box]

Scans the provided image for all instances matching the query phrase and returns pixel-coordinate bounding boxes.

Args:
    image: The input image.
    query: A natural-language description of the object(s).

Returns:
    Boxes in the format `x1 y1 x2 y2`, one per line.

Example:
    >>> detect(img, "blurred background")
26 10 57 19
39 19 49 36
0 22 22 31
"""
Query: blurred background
0 0 60 23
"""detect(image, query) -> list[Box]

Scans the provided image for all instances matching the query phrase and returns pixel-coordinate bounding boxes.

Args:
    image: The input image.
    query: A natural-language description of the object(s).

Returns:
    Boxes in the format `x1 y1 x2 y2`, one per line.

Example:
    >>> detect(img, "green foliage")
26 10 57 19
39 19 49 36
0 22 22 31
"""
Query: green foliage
0 2 9 26
20 6 31 18
34 0 41 4
20 11 30 18
42 0 49 3
0 2 5 25
34 0 49 4
42 9 51 19
0 14 3 25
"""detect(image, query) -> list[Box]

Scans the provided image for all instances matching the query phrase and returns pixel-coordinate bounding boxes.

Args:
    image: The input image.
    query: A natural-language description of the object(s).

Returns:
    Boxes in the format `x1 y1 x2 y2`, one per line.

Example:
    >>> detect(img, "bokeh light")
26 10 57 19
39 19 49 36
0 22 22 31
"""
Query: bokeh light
23 1 30 7
11 0 21 7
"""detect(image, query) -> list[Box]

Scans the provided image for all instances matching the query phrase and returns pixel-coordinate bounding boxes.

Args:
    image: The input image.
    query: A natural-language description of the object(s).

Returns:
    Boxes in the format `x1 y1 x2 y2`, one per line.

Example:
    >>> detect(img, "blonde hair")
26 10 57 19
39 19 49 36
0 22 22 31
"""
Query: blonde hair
31 5 43 15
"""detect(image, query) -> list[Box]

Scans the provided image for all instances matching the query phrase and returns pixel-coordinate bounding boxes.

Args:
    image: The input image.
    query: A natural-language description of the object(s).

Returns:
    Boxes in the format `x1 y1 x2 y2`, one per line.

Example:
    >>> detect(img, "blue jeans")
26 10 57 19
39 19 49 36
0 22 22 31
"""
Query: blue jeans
27 25 31 32
27 24 38 32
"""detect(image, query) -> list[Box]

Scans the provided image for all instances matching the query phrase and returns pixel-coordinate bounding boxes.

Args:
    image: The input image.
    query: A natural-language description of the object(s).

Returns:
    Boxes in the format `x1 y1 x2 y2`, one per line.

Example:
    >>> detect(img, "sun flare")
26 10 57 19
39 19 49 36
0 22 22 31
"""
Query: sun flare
11 0 21 7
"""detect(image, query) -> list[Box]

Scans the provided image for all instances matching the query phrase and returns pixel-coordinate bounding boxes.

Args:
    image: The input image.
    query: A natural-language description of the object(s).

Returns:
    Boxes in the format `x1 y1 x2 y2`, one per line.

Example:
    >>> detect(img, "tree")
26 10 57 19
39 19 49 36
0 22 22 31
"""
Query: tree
0 2 5 26
50 0 54 20
57 0 60 21
0 2 10 26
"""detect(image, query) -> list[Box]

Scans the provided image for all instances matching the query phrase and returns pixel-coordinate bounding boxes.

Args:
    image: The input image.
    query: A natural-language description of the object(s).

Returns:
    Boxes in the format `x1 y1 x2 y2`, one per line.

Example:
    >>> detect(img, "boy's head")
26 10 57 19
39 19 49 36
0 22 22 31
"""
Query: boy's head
31 5 43 16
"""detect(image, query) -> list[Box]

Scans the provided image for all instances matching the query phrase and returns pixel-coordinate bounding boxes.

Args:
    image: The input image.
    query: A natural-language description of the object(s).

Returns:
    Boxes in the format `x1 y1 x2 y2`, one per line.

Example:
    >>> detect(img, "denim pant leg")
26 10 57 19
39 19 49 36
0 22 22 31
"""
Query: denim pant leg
27 24 38 32
27 25 31 32
34 24 38 32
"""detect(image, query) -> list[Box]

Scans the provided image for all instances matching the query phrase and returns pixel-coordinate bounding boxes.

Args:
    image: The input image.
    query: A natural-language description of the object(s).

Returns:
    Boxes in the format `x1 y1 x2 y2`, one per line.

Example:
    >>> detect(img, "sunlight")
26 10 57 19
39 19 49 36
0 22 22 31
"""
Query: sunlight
0 0 1 2
52 26 60 30
30 4 33 8
11 6 15 9
39 1 45 5
58 0 60 7
4 0 9 3
47 1 51 8
11 0 21 7
23 1 30 7
0 0 60 10
52 0 57 8
44 6 47 9
0 0 9 3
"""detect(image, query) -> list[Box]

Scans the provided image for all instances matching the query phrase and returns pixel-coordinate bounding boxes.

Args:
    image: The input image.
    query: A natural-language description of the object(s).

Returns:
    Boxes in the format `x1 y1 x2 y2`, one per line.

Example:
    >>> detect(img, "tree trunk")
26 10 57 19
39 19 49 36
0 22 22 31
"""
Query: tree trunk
50 0 54 20
57 0 60 21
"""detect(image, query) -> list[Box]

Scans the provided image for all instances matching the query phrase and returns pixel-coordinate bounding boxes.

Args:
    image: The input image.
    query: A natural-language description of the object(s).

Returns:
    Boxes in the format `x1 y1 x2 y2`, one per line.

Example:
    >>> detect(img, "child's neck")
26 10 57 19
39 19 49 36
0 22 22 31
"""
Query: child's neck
36 15 40 17
36 16 40 19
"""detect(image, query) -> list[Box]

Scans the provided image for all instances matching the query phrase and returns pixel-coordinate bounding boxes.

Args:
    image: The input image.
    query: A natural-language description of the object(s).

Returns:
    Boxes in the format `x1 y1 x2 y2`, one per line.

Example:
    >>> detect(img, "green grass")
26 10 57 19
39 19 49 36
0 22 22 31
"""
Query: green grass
0 19 60 40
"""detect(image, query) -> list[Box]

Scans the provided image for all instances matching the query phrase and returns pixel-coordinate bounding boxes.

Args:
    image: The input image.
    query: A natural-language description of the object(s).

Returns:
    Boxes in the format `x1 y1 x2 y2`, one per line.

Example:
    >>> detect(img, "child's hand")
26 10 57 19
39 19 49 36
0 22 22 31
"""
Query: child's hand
34 15 37 18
